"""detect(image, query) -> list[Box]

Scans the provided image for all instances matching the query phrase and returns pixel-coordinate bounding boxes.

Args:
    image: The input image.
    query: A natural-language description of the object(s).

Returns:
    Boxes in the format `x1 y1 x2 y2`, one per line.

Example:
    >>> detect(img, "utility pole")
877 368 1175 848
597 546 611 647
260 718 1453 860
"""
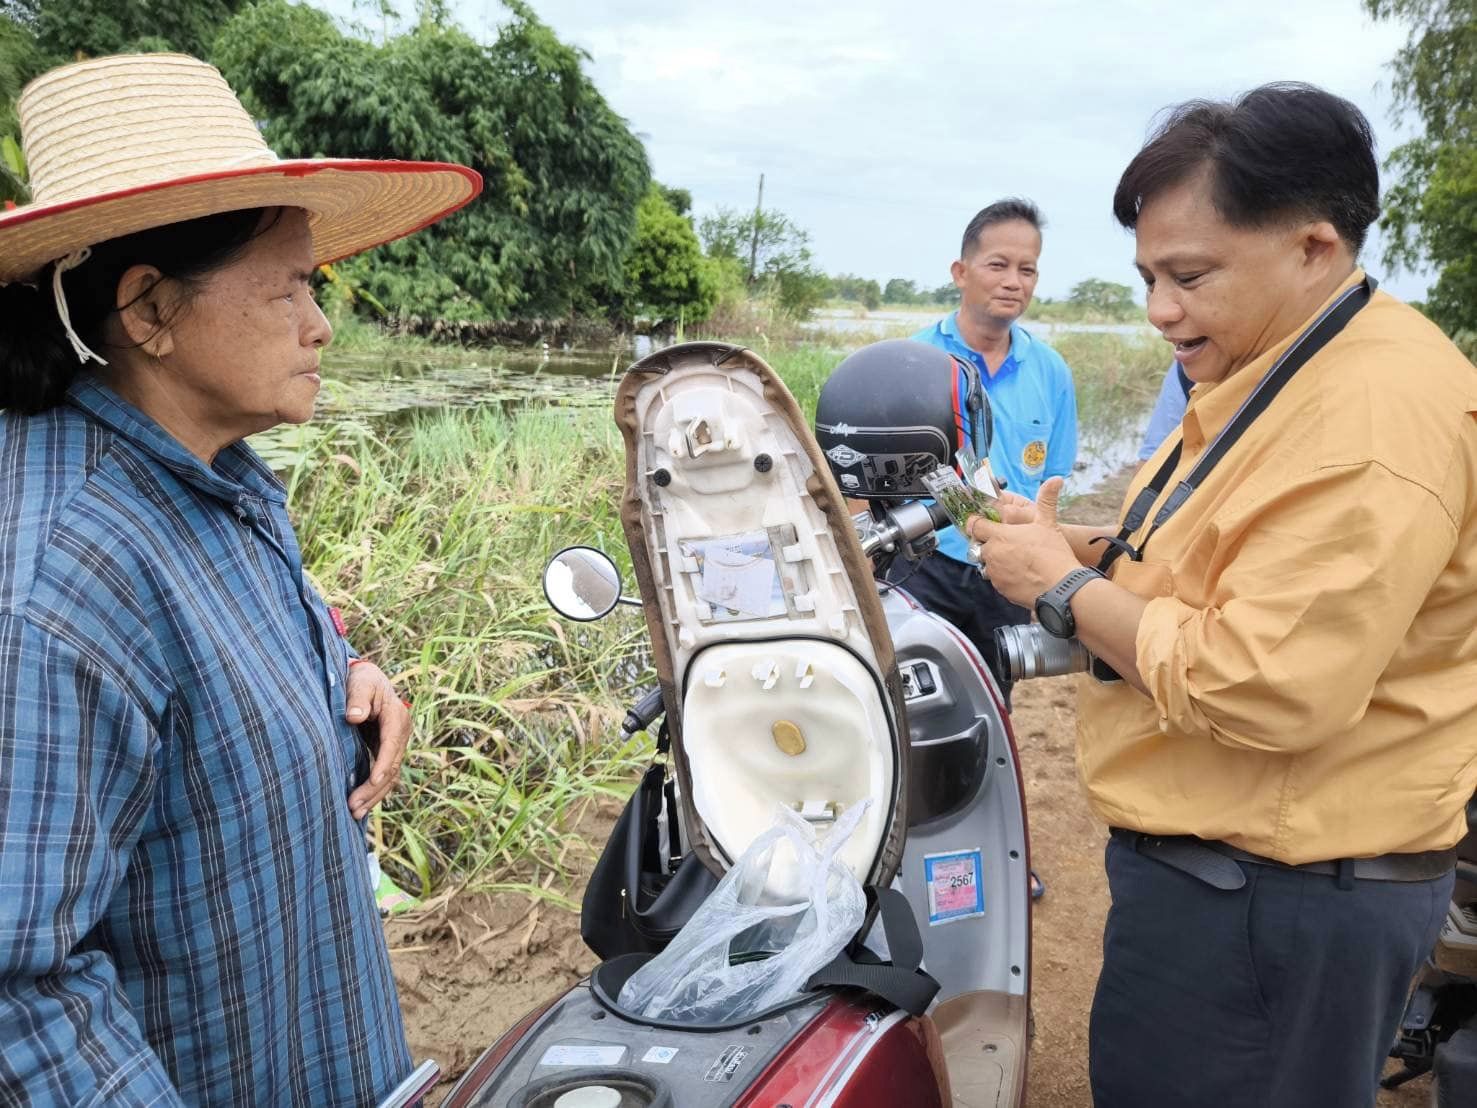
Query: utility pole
747 173 764 287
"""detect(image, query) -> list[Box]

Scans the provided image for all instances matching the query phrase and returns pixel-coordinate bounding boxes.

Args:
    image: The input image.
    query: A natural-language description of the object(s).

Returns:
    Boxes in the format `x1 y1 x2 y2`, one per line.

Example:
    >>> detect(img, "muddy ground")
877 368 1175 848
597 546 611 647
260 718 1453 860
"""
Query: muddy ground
387 468 1428 1105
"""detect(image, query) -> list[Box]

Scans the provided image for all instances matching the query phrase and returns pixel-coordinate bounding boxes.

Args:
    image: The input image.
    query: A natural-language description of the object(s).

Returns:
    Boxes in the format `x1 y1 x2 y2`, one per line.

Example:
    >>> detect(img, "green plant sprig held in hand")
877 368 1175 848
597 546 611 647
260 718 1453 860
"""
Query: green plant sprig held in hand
921 466 1002 532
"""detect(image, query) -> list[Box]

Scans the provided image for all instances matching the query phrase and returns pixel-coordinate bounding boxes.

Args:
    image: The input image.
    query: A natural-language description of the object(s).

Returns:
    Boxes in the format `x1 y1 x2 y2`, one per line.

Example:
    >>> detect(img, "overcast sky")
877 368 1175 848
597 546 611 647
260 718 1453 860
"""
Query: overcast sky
321 0 1430 303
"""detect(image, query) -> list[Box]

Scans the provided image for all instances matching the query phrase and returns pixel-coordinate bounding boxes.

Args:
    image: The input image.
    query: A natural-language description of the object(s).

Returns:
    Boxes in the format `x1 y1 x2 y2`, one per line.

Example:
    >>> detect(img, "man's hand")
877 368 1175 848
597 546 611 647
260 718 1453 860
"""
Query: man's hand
966 476 1080 607
345 661 411 820
994 489 1038 525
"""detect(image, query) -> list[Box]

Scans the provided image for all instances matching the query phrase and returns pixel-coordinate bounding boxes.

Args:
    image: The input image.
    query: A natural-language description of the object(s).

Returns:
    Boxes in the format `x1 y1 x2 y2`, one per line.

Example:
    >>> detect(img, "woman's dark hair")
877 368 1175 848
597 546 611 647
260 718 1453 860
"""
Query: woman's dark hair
0 206 277 414
961 197 1045 258
1112 83 1380 253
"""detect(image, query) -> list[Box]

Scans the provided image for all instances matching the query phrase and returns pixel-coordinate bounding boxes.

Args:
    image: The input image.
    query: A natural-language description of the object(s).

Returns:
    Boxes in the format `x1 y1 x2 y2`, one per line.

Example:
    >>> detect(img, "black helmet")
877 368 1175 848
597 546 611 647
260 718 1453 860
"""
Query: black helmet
814 339 991 499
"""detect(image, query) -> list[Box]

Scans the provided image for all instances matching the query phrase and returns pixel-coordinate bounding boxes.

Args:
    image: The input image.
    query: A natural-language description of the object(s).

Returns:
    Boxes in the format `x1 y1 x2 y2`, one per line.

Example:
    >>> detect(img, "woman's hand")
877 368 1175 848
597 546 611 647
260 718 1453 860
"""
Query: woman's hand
966 477 1080 608
345 660 411 820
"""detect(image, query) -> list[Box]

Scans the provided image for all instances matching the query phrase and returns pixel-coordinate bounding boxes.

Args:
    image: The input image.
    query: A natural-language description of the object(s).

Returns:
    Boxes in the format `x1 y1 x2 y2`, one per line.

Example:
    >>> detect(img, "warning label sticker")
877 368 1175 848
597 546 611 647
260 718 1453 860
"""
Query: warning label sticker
924 848 985 925
704 1045 750 1082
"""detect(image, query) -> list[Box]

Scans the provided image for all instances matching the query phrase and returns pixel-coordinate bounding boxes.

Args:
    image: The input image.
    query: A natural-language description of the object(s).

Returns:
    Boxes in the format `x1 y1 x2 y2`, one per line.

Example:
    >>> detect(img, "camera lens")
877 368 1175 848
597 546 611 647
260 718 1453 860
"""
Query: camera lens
995 624 1092 681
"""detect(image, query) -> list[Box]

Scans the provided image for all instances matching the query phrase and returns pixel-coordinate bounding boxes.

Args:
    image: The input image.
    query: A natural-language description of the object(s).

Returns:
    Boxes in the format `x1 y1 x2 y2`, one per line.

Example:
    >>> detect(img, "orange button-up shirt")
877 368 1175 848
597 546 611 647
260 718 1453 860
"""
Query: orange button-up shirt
1078 271 1477 863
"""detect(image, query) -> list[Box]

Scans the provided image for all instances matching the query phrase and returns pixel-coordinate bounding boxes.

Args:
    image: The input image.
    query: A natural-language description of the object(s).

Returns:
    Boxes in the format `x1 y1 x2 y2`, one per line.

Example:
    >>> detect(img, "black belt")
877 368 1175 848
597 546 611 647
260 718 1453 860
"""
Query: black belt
1109 827 1457 892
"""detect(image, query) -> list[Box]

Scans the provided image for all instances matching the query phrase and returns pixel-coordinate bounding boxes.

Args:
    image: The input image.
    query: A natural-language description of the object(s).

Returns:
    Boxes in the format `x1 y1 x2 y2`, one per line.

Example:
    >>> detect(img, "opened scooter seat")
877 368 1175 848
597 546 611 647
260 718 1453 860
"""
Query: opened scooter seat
615 341 910 895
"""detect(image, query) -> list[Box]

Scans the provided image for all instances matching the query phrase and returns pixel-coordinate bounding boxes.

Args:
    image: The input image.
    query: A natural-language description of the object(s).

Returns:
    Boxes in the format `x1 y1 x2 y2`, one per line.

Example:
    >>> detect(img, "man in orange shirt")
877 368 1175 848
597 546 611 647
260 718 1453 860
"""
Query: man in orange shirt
969 83 1476 1107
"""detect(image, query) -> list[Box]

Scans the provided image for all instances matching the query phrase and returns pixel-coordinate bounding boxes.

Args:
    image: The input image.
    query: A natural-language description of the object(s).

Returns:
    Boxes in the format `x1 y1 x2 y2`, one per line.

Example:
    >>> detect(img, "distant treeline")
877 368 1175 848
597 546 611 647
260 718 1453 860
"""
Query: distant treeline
826 274 1146 324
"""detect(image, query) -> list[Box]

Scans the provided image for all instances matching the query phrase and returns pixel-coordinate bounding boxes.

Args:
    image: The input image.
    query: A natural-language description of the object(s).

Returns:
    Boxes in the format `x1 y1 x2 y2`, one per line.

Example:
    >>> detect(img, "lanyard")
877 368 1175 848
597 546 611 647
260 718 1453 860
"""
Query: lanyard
1094 275 1376 574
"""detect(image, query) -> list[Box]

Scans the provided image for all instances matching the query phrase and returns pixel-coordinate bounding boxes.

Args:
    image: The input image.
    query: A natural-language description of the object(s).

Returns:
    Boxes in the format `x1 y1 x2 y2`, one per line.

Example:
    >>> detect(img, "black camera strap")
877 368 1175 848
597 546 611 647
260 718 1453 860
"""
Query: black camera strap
1094 274 1376 575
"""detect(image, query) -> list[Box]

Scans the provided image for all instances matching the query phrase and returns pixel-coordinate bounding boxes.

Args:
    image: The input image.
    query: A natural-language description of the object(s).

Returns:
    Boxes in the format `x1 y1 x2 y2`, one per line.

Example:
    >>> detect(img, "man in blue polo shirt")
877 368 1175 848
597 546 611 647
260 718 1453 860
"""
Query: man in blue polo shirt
889 198 1078 705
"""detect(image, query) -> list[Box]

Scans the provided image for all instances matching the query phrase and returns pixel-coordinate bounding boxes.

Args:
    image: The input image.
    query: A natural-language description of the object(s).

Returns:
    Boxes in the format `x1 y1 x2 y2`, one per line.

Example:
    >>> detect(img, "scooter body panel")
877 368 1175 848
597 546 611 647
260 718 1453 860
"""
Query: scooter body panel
443 981 935 1108
738 1004 949 1108
884 585 1032 1105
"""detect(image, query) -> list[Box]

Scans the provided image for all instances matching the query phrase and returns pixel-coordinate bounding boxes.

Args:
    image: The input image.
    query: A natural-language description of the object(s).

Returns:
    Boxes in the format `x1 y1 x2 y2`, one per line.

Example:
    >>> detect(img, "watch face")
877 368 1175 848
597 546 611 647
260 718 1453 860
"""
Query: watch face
1036 599 1069 638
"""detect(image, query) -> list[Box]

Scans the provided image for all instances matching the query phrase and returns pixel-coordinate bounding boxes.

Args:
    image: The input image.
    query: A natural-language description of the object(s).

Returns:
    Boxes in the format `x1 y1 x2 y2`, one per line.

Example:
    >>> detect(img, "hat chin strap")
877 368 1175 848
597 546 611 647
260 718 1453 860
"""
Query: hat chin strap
53 248 109 367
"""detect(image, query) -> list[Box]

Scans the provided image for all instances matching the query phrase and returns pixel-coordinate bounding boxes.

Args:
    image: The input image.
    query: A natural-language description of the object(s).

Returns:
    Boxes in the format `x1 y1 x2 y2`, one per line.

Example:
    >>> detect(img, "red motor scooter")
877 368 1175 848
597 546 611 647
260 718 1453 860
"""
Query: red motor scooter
443 341 1033 1108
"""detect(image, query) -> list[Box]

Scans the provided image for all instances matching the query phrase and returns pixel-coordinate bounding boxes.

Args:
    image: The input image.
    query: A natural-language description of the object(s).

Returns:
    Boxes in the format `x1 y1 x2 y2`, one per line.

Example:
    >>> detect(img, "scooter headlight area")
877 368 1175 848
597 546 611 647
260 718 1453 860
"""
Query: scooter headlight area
445 342 1034 1108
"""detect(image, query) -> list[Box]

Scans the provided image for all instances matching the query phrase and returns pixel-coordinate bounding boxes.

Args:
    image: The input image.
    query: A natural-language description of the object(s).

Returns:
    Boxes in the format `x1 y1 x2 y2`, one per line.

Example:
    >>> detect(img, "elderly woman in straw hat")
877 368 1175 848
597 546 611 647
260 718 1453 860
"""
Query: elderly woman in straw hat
0 54 479 1104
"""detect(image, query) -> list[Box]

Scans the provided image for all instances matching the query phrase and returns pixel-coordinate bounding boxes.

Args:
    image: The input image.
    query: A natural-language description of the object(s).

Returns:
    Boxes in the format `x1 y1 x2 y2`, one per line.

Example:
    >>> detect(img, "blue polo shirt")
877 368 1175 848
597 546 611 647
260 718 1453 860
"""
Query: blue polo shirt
912 313 1078 562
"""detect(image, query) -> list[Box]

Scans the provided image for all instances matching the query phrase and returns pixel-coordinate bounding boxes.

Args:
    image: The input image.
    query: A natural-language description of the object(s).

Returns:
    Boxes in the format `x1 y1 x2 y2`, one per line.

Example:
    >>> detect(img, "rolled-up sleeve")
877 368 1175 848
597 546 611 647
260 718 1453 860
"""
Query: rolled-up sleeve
1135 461 1457 753
0 615 183 1106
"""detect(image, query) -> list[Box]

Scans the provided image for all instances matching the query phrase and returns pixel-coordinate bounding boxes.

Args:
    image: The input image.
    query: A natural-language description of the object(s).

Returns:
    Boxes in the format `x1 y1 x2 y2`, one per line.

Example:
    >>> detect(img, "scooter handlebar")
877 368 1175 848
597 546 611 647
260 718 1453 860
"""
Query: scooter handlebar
855 499 953 559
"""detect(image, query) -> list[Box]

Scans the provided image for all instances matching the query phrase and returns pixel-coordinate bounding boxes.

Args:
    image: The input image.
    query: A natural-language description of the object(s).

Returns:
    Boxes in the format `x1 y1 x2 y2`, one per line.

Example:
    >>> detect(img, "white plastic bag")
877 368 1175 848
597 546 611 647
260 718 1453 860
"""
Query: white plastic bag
616 799 870 1023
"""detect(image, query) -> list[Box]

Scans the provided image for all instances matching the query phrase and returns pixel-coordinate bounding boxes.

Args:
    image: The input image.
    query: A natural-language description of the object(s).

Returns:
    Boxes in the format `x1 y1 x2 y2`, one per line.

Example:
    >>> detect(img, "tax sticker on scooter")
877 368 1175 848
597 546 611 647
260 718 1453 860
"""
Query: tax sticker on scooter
538 1044 626 1067
924 849 985 925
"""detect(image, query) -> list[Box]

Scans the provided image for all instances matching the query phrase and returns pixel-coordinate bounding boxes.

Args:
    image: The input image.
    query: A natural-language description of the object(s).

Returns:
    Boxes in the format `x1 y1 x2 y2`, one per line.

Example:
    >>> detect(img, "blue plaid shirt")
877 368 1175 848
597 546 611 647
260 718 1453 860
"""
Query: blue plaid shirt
0 379 410 1105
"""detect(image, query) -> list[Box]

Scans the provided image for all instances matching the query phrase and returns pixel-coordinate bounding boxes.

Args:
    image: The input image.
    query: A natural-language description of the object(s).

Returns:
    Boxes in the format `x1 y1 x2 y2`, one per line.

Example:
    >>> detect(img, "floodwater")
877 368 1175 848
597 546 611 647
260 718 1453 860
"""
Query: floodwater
254 324 1155 494
806 306 1155 341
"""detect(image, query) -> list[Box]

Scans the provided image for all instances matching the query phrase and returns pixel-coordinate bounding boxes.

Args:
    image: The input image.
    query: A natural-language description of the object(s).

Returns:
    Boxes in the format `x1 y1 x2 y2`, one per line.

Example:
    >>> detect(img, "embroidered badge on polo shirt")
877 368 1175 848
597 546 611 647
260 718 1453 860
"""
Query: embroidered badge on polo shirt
1022 439 1047 475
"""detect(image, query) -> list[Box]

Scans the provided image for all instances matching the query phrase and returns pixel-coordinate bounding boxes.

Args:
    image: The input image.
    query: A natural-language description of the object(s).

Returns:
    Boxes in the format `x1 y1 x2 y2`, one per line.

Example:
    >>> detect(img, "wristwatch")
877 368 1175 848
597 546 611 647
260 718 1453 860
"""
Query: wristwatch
1035 567 1105 638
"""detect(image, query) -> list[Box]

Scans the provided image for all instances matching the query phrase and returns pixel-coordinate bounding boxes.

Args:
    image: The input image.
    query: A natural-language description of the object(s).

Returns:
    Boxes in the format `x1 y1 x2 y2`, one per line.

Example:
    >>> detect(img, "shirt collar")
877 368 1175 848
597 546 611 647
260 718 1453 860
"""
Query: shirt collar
1181 268 1366 455
941 312 1025 375
67 376 287 506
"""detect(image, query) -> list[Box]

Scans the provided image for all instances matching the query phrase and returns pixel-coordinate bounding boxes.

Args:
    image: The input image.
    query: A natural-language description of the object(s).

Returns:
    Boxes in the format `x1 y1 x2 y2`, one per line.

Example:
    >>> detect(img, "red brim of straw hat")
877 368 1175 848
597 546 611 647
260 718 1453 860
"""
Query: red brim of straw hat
0 158 482 284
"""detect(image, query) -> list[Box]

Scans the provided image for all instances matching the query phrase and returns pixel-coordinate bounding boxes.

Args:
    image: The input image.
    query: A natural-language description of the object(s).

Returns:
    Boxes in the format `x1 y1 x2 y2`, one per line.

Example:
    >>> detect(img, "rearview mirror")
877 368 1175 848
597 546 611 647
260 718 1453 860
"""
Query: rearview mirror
543 546 627 621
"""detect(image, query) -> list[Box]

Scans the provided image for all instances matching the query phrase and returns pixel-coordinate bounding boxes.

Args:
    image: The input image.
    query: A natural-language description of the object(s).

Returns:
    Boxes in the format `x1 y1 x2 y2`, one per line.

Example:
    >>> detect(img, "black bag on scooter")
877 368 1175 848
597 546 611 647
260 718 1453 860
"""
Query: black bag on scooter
581 724 718 959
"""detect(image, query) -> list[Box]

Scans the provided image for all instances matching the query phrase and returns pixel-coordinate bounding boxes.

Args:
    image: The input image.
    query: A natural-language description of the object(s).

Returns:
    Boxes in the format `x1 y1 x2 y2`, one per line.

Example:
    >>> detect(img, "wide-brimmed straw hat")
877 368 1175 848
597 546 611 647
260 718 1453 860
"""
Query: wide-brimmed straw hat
0 52 482 286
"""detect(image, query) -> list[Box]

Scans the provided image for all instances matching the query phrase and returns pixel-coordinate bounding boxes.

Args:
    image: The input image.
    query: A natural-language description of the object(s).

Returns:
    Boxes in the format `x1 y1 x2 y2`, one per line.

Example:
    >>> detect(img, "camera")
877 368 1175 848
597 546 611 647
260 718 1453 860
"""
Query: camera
995 624 1122 683
994 623 1093 682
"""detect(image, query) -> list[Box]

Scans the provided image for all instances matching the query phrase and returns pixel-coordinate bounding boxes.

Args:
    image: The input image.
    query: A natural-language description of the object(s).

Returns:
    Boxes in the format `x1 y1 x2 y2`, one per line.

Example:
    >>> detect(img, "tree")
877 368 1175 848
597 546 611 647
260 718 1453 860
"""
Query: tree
1066 277 1137 320
699 205 827 317
883 277 919 305
213 0 649 321
830 273 882 310
656 184 692 217
3 0 250 62
1365 0 1477 339
618 183 716 327
930 282 961 306
0 14 43 202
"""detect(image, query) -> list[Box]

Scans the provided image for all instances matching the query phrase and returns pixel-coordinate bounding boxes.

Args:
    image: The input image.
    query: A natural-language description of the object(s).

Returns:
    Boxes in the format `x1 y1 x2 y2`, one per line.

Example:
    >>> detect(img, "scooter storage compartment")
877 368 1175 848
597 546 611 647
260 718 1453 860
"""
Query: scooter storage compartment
589 953 821 1032
681 637 894 898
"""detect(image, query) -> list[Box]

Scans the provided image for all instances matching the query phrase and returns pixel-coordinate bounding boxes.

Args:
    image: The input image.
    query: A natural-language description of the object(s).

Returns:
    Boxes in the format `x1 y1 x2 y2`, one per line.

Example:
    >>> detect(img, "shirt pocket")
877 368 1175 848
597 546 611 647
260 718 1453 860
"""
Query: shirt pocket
988 411 1053 487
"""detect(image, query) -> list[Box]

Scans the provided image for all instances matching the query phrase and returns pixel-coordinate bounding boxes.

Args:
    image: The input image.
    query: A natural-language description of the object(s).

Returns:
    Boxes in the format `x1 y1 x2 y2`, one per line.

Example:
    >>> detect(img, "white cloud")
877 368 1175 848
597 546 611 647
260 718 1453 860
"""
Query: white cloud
320 0 1434 301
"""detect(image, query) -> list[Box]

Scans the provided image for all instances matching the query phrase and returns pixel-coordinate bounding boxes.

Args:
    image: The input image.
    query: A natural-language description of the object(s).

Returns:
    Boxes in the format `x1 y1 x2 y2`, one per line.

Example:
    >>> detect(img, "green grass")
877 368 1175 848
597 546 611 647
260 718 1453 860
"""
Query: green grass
281 404 647 899
1051 330 1167 433
275 329 1162 901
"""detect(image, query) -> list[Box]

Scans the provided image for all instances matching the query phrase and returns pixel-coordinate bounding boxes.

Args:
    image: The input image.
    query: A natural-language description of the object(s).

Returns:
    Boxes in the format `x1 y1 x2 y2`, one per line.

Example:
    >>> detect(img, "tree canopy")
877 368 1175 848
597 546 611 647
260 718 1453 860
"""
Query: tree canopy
0 0 817 330
1065 278 1137 320
616 184 716 328
700 205 828 317
214 0 650 321
1365 0 1477 340
1 0 250 61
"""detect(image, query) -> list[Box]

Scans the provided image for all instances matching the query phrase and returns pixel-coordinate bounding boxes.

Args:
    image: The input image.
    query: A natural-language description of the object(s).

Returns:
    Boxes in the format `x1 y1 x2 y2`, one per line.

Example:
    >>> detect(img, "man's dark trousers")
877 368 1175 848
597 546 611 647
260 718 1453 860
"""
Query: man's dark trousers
884 550 1028 705
1090 834 1454 1107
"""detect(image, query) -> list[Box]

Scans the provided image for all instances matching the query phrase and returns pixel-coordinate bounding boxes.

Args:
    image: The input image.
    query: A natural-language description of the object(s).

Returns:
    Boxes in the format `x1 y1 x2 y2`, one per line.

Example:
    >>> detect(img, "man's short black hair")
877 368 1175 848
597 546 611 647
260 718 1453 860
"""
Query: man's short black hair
961 198 1045 258
1112 82 1380 254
